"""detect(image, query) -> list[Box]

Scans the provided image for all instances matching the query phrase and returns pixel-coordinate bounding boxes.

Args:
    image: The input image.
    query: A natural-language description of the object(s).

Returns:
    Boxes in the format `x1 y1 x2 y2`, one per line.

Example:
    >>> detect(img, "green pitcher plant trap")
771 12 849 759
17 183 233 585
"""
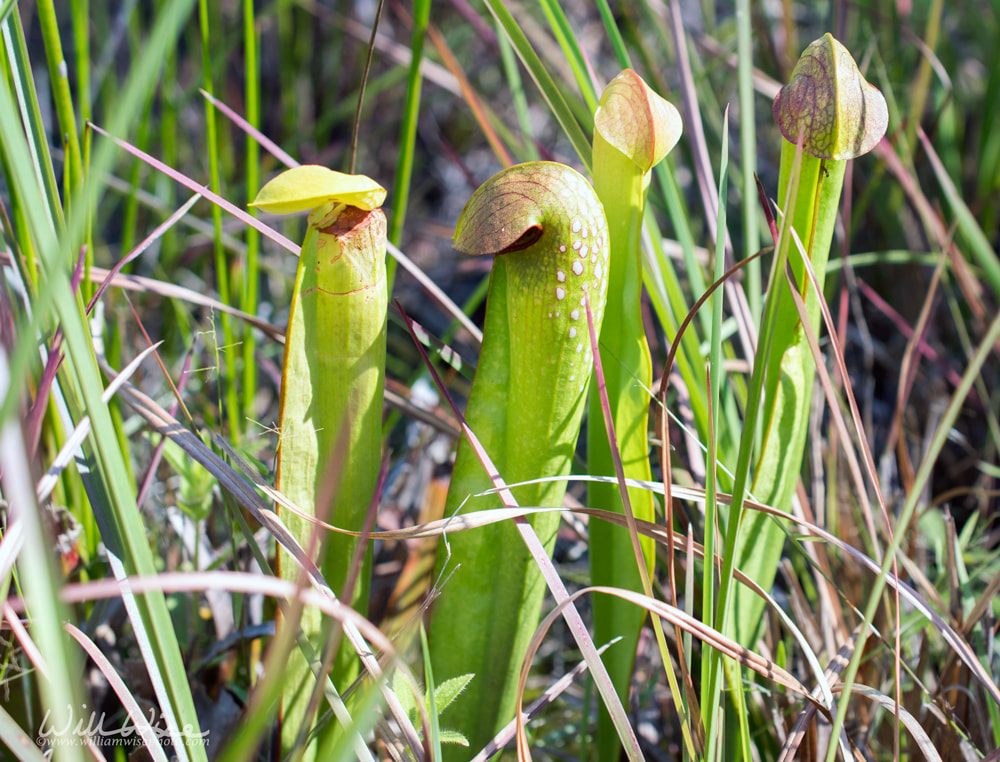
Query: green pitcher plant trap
251 164 388 759
428 161 610 755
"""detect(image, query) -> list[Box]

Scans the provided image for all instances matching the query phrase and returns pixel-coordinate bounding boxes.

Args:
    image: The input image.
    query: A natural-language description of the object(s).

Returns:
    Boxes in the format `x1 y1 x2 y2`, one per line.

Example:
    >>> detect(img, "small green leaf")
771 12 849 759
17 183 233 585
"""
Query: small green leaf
160 437 214 521
392 670 419 723
772 33 888 160
250 164 386 214
431 673 474 715
594 69 682 172
438 730 470 747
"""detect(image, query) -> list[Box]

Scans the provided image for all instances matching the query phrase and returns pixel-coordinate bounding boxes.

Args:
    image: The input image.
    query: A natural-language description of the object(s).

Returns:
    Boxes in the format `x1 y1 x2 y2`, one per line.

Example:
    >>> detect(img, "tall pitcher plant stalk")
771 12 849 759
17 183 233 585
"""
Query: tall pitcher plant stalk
726 34 887 647
250 166 388 759
428 162 610 755
587 69 681 761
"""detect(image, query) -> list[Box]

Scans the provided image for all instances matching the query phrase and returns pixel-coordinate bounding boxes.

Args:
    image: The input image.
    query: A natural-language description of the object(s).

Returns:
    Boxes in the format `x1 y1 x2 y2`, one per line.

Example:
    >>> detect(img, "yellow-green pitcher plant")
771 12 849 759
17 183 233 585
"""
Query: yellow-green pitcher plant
251 165 387 759
428 161 610 755
732 32 888 644
704 34 887 759
587 69 681 761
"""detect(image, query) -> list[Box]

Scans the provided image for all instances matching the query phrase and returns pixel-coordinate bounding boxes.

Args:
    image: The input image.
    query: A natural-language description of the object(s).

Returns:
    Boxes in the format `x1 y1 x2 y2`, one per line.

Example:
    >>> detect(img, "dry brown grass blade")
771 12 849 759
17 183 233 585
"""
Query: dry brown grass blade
886 252 949 493
200 89 298 169
781 627 875 761
388 241 484 344
15 570 429 739
832 684 942 762
35 342 162 504
89 122 299 254
433 483 1000 714
82 260 284 341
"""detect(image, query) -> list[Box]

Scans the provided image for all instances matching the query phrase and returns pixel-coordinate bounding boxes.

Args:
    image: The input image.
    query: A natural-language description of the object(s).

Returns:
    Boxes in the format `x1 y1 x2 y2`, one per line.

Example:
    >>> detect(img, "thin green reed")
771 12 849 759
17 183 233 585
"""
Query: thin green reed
198 0 239 439
538 0 597 113
70 0 89 123
387 0 430 290
735 0 760 321
483 0 592 170
156 0 179 263
120 9 154 259
496 24 539 161
702 105 733 758
242 0 260 419
36 0 83 197
2 9 64 284
69 0 91 295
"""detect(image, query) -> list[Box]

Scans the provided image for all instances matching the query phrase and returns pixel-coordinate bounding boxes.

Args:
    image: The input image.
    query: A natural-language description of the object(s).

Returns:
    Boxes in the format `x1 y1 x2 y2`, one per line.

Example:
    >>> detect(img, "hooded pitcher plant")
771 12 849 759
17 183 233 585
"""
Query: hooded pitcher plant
428 162 610 755
728 35 888 647
587 69 682 761
251 165 387 758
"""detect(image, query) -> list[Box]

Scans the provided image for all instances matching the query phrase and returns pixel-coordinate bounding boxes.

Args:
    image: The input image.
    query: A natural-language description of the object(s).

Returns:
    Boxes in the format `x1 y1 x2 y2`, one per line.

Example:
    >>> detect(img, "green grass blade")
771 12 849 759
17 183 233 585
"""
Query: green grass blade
496 20 539 161
0 366 85 762
701 106 731 755
918 128 1000 301
387 0 431 290
538 0 597 112
1 2 207 757
735 0 761 322
702 138 806 762
420 625 444 762
241 0 260 425
482 0 592 171
198 0 239 440
36 0 84 197
1 9 65 252
594 0 631 69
